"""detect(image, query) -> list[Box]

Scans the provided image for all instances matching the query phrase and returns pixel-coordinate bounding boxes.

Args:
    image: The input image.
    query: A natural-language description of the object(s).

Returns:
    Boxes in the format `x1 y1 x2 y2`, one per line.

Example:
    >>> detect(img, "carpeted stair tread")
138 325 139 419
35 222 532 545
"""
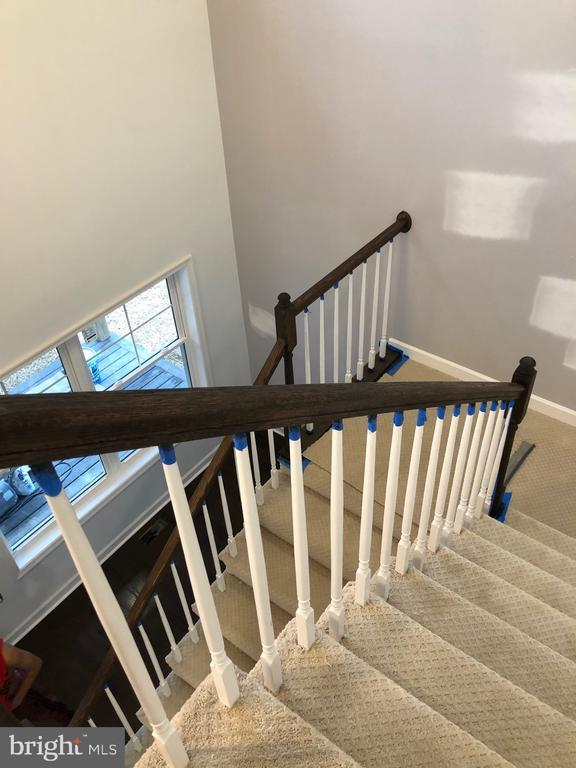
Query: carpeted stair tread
506 508 576 561
387 565 576 721
135 670 361 768
424 547 576 660
448 528 576 619
473 515 576 587
221 528 332 618
317 584 576 768
251 620 513 768
167 623 254 689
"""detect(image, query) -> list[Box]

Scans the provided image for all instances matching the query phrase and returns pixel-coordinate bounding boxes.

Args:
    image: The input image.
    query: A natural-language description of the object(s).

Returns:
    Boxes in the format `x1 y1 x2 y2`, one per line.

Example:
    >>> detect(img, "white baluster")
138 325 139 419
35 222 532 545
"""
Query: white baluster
319 293 326 384
467 401 499 522
485 402 515 514
217 472 238 557
267 430 280 491
374 411 404 600
368 249 381 370
304 308 314 429
477 401 507 515
428 405 461 552
413 406 446 570
202 501 226 591
356 260 368 380
88 717 97 728
154 594 183 663
454 402 487 533
249 431 264 505
170 561 199 642
233 434 282 692
396 409 427 575
442 403 476 543
328 420 345 639
30 462 188 768
345 272 354 383
104 685 142 751
138 623 171 698
333 282 339 382
287 426 315 649
355 415 378 606
158 445 239 709
379 240 394 359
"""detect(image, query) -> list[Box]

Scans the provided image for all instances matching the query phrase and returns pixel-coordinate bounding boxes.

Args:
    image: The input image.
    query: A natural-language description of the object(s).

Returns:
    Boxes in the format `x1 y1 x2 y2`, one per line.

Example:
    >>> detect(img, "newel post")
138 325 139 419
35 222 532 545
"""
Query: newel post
274 292 297 384
489 356 537 518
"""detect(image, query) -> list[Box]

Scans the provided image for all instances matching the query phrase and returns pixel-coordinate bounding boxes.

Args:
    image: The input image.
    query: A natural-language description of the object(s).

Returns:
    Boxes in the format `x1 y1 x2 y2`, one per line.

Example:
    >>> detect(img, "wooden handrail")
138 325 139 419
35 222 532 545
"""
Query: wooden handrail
1 379 522 467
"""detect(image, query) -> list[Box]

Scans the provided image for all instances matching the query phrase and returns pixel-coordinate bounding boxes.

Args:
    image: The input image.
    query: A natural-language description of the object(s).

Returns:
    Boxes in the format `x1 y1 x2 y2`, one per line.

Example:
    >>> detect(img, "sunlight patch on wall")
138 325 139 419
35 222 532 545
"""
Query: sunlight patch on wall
248 303 276 338
530 276 576 339
444 171 546 240
513 72 576 143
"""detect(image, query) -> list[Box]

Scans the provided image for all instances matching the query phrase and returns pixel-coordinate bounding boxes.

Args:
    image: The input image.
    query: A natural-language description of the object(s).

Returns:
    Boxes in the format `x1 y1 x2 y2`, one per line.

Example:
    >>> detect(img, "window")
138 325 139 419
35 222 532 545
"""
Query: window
0 273 192 552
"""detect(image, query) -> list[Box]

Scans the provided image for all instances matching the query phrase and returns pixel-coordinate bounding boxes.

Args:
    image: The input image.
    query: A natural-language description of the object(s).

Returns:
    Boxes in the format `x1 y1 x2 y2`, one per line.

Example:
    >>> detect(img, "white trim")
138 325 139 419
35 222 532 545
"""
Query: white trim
390 337 576 428
6 445 218 643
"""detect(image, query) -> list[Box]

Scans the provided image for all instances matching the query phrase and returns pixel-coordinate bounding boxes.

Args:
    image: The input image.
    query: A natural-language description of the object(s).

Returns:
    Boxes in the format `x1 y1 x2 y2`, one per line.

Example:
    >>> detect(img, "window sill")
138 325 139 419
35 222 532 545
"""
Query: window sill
14 447 161 578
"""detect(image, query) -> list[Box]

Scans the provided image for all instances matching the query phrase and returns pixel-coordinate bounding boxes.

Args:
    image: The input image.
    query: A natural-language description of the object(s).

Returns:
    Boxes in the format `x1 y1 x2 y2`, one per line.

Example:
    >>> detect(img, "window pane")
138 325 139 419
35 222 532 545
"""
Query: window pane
132 308 178 364
82 336 141 390
125 280 171 329
1 349 70 394
0 457 106 550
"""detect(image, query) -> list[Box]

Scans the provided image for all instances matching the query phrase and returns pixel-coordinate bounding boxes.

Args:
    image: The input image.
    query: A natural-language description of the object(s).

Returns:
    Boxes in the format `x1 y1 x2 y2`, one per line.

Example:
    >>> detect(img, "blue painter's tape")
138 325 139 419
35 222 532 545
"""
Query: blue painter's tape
500 400 507 410
320 293 325 301
490 401 498 411
453 404 461 417
233 433 248 451
367 415 377 432
333 282 339 289
278 455 311 472
218 470 223 477
437 405 446 420
304 306 310 314
467 403 476 416
509 399 516 408
159 444 177 465
289 426 301 441
363 259 367 264
385 344 410 376
497 491 512 522
416 408 427 427
332 419 344 431
480 402 487 413
349 271 354 276
393 411 404 427
30 463 62 497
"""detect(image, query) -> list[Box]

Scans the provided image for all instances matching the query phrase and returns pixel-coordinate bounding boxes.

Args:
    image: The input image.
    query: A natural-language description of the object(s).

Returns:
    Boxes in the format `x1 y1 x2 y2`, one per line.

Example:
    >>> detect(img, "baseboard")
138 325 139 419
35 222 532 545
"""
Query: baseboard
8 446 218 644
390 338 576 428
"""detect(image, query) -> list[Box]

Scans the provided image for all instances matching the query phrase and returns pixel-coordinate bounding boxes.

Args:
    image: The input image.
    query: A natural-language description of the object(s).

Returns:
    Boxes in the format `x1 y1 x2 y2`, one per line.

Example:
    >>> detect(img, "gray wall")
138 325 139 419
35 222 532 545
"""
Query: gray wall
208 0 576 409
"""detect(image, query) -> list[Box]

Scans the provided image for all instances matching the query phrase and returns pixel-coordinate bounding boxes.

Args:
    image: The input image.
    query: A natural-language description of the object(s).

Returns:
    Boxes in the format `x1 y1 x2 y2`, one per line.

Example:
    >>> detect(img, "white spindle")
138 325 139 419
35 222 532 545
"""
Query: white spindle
368 250 381 370
288 426 315 649
202 501 225 591
485 402 515 514
267 430 280 491
328 420 345 640
345 272 354 383
355 415 378 606
170 561 199 642
304 308 314 429
356 261 368 380
428 405 461 552
454 402 487 533
154 594 183 663
319 294 326 384
217 472 238 557
333 282 339 382
233 434 282 692
477 401 507 515
396 409 427 575
413 406 446 570
249 431 264 505
159 445 239 709
442 404 476 542
138 623 170 698
467 401 499 522
374 411 404 600
379 240 393 359
88 718 97 728
104 685 142 751
30 462 188 768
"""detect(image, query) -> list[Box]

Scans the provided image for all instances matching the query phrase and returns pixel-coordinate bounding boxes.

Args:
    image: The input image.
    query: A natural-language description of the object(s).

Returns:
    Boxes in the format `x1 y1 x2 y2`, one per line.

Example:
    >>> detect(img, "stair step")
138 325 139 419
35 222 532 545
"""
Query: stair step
136 671 194 729
221 528 332 618
506 508 576 561
319 584 576 768
251 619 513 768
424 547 576 660
134 669 361 768
448 528 576 619
387 565 576 721
473 514 576 587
